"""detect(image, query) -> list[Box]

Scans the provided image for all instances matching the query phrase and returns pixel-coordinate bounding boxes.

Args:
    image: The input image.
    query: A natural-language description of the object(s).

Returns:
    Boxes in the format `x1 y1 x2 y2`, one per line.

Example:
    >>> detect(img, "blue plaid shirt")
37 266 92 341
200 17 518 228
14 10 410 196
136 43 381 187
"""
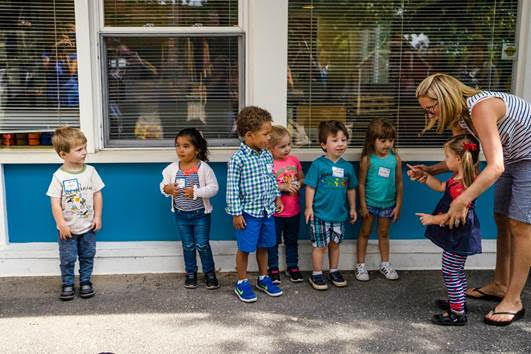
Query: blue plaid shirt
226 142 280 218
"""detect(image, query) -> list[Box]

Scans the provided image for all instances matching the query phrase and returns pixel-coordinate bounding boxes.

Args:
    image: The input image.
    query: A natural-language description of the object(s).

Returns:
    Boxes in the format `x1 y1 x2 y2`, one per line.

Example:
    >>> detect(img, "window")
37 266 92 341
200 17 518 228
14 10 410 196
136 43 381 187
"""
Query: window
0 0 79 147
102 0 242 147
287 0 518 148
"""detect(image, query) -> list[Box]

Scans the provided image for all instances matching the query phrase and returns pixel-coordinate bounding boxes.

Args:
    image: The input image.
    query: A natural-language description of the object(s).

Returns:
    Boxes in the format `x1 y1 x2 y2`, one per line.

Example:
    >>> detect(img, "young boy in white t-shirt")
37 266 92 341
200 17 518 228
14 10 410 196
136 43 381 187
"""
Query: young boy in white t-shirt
46 127 104 301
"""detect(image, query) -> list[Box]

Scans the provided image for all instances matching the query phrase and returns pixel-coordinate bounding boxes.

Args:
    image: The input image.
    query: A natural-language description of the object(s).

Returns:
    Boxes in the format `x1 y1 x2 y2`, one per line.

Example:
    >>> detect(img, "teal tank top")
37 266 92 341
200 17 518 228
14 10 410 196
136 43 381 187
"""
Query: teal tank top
365 153 397 208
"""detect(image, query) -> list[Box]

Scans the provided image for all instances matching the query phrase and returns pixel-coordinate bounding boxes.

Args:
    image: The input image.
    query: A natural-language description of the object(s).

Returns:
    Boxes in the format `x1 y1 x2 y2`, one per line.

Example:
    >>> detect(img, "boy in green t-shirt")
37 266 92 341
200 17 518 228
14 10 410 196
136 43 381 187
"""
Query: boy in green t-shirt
304 120 358 291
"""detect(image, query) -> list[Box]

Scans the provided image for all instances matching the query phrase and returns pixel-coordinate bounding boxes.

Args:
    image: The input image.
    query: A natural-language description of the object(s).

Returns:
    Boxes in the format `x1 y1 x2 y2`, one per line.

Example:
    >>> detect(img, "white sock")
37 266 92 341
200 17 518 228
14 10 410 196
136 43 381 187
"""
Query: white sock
357 263 365 267
329 268 338 273
381 261 390 267
237 278 248 284
258 275 266 280
312 271 322 276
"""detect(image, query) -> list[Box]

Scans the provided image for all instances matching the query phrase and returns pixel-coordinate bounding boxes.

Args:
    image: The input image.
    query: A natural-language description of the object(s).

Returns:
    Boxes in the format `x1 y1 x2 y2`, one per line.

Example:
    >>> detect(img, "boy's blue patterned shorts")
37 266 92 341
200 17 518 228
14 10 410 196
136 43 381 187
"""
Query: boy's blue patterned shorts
309 216 344 248
367 204 395 219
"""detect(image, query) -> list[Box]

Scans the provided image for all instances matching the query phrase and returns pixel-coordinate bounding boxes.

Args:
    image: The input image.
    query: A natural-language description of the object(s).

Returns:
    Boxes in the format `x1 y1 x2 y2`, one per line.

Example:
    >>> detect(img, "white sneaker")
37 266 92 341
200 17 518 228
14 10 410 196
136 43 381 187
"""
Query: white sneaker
379 262 399 280
355 263 370 281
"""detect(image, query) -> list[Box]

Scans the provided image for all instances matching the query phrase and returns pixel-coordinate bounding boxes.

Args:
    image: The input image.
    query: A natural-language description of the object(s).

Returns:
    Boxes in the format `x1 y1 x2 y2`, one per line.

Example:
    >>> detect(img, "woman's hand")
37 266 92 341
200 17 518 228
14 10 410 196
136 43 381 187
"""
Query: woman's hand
446 197 468 229
406 164 428 183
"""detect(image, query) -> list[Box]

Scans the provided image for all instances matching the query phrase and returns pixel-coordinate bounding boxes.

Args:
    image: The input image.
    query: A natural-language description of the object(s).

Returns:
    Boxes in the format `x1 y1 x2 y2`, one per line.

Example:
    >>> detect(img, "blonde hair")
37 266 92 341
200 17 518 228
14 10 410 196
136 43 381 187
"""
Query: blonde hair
416 73 480 133
52 127 87 155
445 134 480 188
270 125 290 147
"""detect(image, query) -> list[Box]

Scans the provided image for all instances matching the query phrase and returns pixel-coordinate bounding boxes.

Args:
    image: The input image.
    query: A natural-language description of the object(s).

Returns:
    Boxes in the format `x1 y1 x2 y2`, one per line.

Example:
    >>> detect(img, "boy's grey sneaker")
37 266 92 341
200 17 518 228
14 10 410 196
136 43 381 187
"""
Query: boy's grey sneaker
205 272 220 290
59 285 75 301
79 282 95 299
184 272 198 289
328 271 347 287
379 262 399 280
309 274 328 291
355 263 370 281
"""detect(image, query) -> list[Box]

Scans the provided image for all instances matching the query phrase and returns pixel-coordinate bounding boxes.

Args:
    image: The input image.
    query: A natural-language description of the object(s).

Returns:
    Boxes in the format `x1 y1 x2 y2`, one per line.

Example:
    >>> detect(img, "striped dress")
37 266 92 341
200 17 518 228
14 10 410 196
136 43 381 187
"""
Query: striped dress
459 91 531 164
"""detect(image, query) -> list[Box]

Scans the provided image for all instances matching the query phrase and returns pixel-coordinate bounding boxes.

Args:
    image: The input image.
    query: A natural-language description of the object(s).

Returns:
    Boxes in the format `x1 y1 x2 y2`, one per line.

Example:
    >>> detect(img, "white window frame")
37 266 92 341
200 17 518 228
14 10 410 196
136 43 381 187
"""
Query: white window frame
0 0 528 164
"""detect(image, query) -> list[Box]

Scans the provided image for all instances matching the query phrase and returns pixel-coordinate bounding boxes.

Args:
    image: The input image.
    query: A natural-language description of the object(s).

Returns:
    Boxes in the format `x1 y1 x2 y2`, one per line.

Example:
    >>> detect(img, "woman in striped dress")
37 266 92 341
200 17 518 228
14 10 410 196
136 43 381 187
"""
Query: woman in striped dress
410 73 530 326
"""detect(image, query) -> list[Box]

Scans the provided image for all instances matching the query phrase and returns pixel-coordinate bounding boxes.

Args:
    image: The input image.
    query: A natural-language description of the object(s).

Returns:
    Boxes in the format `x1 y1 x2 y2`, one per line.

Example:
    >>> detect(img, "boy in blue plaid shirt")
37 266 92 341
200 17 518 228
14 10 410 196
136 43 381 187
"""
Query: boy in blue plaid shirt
226 106 284 303
305 120 358 291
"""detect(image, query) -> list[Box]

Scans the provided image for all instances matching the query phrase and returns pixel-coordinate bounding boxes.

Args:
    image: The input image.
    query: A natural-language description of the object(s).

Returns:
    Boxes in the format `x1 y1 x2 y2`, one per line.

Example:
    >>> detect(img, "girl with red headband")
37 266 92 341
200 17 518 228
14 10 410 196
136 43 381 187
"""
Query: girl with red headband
411 134 481 326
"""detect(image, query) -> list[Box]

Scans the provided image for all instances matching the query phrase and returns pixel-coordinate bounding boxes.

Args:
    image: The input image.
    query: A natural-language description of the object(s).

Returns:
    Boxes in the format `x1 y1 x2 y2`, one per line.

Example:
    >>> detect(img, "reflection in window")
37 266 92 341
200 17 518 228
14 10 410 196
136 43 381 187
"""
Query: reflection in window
287 0 517 148
0 0 79 147
104 36 240 146
104 0 238 27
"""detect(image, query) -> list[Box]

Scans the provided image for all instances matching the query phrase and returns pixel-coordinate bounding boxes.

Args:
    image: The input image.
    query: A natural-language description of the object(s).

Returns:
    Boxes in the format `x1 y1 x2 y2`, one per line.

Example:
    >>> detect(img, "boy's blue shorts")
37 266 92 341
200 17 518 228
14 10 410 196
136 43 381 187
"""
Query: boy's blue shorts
235 213 276 253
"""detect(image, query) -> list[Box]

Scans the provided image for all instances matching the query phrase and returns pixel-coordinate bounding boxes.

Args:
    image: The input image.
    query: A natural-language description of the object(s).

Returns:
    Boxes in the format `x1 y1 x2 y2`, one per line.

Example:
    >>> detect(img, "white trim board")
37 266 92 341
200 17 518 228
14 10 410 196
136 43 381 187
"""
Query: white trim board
0 239 496 277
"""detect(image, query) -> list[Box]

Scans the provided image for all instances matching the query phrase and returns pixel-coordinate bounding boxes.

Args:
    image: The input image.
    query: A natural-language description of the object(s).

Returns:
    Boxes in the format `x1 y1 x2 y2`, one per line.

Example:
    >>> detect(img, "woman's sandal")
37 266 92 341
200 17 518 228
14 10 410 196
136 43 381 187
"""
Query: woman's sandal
466 287 503 302
483 307 525 327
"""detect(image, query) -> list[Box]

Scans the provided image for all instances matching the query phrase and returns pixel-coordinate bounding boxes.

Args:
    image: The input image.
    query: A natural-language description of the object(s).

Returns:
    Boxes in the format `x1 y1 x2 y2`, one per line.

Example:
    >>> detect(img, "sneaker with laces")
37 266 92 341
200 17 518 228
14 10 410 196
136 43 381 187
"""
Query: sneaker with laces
79 282 95 299
184 272 198 289
256 276 283 297
268 268 281 284
355 263 370 281
286 267 304 283
234 280 257 303
379 262 399 280
308 274 328 290
205 272 220 290
328 271 347 287
59 285 75 301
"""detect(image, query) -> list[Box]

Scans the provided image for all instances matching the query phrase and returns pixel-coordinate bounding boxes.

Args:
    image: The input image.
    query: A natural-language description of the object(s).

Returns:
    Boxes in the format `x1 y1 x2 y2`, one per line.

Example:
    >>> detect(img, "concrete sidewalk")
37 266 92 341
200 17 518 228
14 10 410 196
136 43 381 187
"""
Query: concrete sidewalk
0 270 529 353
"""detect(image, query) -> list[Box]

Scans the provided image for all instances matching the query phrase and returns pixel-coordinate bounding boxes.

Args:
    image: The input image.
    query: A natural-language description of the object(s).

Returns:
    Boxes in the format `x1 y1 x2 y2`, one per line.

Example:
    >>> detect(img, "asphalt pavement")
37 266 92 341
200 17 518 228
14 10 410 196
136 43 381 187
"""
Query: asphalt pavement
1 270 530 353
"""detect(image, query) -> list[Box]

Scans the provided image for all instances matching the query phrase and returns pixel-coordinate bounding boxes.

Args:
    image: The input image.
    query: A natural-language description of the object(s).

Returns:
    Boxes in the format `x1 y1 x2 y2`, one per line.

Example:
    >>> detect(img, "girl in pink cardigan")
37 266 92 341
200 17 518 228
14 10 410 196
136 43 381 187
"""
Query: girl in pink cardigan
160 128 220 289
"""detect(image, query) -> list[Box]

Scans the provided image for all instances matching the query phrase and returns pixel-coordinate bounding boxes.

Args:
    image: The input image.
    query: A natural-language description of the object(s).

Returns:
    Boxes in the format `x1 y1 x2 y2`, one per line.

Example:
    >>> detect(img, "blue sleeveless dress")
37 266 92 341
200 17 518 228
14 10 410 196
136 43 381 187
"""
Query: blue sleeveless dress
425 177 482 256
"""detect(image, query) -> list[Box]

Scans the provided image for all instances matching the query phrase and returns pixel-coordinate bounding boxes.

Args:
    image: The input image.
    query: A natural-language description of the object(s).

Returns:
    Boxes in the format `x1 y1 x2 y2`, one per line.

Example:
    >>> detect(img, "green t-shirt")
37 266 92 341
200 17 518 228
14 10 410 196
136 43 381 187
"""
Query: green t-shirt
365 153 397 208
305 156 358 222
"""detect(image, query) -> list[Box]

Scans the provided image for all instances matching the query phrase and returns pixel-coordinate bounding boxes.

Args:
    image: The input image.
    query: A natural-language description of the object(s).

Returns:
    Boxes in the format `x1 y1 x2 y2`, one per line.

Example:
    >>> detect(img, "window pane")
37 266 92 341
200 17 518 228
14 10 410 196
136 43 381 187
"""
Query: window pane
0 0 79 143
104 0 238 27
103 36 240 147
287 0 518 148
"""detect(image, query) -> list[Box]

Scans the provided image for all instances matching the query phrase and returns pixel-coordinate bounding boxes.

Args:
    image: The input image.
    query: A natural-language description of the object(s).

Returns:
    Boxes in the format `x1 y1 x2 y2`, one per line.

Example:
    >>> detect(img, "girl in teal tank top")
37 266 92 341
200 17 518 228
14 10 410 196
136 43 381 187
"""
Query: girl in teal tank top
356 119 403 282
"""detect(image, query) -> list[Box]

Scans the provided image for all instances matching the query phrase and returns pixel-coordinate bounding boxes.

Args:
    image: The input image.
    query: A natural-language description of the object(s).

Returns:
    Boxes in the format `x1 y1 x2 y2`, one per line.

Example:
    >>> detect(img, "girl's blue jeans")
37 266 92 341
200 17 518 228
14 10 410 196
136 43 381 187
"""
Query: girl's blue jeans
58 230 96 286
174 208 215 274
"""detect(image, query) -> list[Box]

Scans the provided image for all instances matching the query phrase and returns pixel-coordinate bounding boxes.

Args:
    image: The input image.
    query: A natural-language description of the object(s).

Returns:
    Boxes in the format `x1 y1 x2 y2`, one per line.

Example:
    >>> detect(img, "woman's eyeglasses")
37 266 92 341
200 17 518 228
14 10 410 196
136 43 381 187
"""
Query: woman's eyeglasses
423 102 438 116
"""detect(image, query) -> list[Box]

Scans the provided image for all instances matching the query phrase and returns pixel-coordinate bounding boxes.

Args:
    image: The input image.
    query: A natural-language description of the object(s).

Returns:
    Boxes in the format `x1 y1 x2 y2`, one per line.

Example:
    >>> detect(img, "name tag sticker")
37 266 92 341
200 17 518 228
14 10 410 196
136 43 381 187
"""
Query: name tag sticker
266 163 273 173
332 167 344 178
176 178 186 188
63 179 79 193
378 167 391 178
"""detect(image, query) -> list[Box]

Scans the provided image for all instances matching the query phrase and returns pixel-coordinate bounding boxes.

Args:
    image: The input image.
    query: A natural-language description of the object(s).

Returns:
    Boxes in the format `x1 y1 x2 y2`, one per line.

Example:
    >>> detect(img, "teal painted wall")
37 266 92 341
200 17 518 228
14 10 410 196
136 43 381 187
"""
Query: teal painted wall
4 162 496 243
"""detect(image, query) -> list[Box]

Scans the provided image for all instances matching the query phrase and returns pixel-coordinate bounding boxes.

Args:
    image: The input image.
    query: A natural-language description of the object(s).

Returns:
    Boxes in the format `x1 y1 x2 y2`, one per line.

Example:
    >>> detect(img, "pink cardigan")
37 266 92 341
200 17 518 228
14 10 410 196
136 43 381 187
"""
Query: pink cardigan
160 161 219 213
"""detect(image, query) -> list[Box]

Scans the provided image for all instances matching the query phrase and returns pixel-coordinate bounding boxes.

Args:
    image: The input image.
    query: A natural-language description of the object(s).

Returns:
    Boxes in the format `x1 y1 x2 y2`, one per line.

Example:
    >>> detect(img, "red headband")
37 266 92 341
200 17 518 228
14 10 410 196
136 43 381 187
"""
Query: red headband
463 142 478 152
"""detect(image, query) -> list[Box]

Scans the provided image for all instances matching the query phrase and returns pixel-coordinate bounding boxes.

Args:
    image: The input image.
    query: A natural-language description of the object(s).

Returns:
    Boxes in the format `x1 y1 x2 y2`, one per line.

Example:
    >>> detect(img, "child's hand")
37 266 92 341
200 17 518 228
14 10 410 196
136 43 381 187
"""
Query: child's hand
279 183 298 194
416 213 434 226
58 222 72 240
391 205 401 223
233 215 246 230
349 209 358 224
275 198 284 213
163 184 179 197
304 207 314 224
406 164 428 183
360 205 369 218
183 186 194 199
92 216 102 232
